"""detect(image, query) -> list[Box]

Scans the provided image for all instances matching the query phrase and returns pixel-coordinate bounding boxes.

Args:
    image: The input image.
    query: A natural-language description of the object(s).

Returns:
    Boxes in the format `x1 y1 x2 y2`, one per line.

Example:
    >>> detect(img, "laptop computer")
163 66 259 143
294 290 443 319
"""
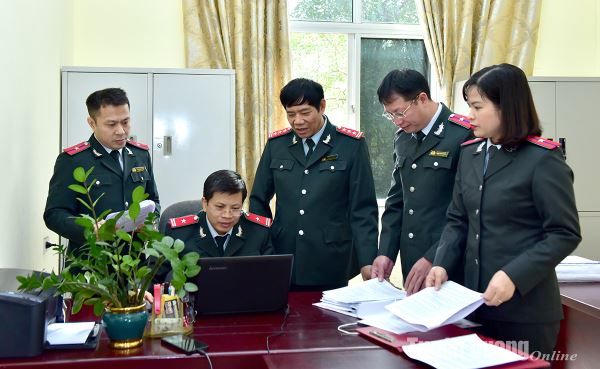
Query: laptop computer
192 254 293 315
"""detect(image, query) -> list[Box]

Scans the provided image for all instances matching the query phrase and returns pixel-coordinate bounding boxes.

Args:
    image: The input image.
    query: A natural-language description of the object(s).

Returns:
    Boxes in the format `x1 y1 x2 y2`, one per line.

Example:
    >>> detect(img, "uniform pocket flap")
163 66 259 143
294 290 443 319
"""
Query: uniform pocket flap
423 156 452 169
318 160 347 172
270 159 295 171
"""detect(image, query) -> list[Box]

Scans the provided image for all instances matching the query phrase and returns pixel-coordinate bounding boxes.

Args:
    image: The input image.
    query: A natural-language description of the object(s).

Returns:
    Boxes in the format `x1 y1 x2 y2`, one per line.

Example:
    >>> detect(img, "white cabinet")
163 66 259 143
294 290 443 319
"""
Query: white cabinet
61 67 236 209
528 77 600 259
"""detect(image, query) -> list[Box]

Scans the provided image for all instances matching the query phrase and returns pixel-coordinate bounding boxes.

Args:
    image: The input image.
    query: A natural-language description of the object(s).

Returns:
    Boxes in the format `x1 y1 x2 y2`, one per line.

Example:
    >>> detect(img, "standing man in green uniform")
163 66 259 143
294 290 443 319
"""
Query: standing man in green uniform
250 78 378 290
44 87 160 256
371 69 472 294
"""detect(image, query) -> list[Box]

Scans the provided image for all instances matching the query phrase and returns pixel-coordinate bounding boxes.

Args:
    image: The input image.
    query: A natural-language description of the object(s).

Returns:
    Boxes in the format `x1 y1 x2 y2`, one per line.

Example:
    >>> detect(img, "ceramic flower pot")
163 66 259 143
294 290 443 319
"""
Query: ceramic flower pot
102 304 148 349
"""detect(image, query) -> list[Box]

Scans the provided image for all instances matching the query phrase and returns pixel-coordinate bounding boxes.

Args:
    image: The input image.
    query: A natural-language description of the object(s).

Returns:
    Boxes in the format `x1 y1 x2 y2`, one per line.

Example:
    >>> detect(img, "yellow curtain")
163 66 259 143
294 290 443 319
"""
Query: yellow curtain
183 0 291 190
417 0 542 108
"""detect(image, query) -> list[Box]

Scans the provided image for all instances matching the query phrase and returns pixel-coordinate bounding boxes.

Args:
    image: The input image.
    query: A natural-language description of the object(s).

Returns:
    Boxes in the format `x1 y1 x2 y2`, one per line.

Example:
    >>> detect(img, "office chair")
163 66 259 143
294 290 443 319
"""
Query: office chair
158 200 203 234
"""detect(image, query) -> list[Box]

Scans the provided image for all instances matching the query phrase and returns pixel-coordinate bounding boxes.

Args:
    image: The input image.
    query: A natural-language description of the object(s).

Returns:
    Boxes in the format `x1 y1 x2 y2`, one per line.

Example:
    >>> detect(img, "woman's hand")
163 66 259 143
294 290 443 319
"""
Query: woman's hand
482 270 515 306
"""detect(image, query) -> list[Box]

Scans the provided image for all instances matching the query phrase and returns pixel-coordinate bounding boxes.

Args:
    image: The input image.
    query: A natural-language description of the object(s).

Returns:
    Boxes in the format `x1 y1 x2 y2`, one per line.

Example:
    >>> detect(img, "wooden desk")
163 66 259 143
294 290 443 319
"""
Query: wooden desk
0 292 549 369
556 282 600 369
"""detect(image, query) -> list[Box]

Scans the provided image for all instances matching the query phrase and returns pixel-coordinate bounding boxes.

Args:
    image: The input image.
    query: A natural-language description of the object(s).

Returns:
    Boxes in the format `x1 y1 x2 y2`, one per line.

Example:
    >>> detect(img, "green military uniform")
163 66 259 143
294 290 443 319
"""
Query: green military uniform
249 118 379 288
44 135 160 254
379 105 472 281
164 211 274 257
434 136 581 353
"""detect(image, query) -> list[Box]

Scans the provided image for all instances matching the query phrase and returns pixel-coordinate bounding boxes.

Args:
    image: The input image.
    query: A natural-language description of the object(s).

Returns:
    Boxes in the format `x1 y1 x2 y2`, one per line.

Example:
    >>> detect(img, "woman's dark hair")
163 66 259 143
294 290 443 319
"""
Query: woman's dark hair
462 63 541 147
203 170 247 202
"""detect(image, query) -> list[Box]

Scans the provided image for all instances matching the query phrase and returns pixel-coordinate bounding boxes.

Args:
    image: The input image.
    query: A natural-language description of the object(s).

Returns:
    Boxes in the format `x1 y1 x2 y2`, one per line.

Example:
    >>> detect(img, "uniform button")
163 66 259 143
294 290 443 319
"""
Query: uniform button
301 189 307 195
408 209 414 215
433 162 439 167
479 185 483 191
96 180 101 186
298 230 304 236
279 164 284 169
475 258 479 265
304 169 309 174
330 165 335 171
475 209 479 215
411 163 417 169
125 201 129 208
299 209 305 215
408 233 414 239
475 234 479 240
409 186 415 192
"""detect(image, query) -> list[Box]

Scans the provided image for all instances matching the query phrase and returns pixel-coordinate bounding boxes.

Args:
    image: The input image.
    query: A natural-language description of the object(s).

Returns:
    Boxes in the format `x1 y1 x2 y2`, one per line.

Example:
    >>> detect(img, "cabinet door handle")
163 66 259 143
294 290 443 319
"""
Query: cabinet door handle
559 137 566 159
164 136 172 156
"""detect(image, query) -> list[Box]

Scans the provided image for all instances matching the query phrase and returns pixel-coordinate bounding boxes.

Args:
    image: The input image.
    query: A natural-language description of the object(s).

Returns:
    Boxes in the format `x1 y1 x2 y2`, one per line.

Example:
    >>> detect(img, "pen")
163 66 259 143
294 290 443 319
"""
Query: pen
369 330 394 342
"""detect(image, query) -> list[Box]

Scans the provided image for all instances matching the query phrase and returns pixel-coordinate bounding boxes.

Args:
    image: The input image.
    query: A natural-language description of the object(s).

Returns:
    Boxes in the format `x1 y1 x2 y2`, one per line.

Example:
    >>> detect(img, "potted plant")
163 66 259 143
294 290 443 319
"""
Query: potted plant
18 167 200 349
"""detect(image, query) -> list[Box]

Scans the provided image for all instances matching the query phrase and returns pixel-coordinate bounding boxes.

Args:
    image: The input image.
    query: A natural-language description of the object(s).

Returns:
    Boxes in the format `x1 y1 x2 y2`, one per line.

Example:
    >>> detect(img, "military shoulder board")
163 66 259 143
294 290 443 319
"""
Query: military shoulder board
461 137 485 146
63 141 91 156
448 114 473 129
268 127 292 139
526 136 560 150
169 214 200 229
126 139 150 150
243 212 272 227
336 126 364 139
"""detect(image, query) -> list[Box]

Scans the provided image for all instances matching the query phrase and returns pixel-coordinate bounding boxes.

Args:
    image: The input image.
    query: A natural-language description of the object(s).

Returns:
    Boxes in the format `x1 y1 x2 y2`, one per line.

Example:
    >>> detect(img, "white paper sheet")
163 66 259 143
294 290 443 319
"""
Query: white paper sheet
385 281 483 332
105 199 155 232
359 311 419 335
46 322 96 345
321 279 405 304
402 333 526 369
556 255 600 282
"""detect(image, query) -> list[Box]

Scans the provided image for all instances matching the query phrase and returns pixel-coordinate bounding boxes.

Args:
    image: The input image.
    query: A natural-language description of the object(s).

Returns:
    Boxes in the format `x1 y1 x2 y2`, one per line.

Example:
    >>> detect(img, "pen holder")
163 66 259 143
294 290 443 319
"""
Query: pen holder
145 294 194 337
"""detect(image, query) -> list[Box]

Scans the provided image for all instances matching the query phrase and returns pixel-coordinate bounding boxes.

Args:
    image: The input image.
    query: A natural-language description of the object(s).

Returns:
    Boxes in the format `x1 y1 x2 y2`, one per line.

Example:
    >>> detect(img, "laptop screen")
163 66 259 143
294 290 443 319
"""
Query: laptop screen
192 254 293 315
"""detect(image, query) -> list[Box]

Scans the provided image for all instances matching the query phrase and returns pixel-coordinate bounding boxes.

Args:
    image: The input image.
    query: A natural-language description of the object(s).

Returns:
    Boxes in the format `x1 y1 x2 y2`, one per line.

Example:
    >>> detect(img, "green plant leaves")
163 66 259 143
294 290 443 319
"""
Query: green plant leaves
73 167 87 182
68 184 87 194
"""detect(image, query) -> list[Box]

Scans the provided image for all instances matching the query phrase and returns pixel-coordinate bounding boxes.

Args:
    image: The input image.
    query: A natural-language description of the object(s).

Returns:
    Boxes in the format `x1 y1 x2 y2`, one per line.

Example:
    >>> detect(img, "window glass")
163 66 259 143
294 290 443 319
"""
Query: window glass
289 0 352 22
362 0 419 24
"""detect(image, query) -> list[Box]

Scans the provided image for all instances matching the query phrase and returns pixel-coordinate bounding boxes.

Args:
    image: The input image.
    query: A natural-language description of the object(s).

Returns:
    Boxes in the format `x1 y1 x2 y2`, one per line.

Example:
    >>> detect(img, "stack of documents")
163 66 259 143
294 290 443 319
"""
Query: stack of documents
105 199 156 232
385 281 484 332
314 279 405 318
556 255 600 282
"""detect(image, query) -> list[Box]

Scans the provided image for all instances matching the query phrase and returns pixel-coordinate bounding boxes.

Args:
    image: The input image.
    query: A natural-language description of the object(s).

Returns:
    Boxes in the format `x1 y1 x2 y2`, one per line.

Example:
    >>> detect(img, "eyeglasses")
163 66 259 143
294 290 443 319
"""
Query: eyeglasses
381 97 418 121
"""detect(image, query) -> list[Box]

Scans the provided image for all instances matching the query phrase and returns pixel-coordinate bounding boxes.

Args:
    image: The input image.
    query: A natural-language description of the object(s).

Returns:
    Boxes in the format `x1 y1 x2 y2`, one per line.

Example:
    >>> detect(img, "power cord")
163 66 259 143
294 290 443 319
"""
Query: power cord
197 349 213 369
337 322 360 335
266 304 291 354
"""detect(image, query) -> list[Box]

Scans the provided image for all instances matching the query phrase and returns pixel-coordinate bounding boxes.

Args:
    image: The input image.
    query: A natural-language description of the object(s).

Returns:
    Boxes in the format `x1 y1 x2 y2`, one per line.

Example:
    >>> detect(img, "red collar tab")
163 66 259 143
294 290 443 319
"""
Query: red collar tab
448 114 473 129
336 126 364 139
63 141 91 156
126 139 150 150
243 212 272 227
268 127 293 139
461 137 486 146
526 136 560 150
169 214 200 228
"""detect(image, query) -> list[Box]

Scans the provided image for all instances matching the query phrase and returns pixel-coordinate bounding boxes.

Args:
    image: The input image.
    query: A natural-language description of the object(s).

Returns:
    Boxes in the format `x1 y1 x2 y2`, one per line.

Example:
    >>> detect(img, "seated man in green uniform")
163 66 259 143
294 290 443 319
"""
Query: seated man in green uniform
44 87 159 256
165 169 274 258
250 78 379 290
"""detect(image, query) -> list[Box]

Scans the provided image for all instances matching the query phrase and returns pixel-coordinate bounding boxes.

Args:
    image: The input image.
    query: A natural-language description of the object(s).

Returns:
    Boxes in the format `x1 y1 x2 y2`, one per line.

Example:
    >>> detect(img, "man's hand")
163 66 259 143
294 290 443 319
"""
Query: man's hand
404 257 432 295
481 270 515 307
360 265 373 280
371 255 394 281
425 266 448 290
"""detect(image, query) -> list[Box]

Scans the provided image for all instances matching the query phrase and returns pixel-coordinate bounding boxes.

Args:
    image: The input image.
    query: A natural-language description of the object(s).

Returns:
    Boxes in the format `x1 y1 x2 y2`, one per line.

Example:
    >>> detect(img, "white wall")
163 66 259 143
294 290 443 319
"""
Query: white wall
0 0 184 272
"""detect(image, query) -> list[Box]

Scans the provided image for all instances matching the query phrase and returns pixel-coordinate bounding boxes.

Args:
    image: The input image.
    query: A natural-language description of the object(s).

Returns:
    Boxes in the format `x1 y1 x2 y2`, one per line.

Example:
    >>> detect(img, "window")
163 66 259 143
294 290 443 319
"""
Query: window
288 0 431 199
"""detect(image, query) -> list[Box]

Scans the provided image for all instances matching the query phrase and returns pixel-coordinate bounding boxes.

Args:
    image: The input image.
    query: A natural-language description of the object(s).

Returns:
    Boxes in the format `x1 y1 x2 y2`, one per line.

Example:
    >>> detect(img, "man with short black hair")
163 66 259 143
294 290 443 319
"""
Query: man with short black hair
371 69 472 294
44 88 159 256
165 170 273 258
250 78 379 290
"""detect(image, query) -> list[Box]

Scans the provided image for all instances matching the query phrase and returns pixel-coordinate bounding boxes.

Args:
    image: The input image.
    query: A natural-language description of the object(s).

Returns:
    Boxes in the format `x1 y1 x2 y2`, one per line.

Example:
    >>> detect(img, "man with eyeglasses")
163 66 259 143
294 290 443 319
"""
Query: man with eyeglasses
371 69 473 294
165 170 274 259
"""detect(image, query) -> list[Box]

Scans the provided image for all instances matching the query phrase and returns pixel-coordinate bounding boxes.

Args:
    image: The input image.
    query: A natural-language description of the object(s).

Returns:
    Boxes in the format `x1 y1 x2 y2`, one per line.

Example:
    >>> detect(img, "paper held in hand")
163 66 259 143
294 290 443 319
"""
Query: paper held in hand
105 199 156 232
385 281 484 332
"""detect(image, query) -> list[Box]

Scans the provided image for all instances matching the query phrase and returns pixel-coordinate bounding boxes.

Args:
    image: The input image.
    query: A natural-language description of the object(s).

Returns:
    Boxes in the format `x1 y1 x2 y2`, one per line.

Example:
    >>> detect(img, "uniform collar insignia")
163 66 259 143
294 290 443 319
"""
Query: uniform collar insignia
199 227 206 238
125 147 133 156
476 141 486 153
92 149 103 157
236 225 243 237
433 122 444 136
292 135 298 145
323 134 331 144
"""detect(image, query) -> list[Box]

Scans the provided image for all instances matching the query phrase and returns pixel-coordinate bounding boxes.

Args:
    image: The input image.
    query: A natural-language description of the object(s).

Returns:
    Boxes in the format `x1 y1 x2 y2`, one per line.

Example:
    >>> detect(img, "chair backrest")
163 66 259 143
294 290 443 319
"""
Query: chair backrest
158 200 203 234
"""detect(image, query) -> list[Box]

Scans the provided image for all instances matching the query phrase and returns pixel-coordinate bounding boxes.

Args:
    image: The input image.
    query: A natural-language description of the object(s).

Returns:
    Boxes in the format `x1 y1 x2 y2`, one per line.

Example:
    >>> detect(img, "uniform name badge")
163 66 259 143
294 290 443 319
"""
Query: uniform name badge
429 150 449 158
